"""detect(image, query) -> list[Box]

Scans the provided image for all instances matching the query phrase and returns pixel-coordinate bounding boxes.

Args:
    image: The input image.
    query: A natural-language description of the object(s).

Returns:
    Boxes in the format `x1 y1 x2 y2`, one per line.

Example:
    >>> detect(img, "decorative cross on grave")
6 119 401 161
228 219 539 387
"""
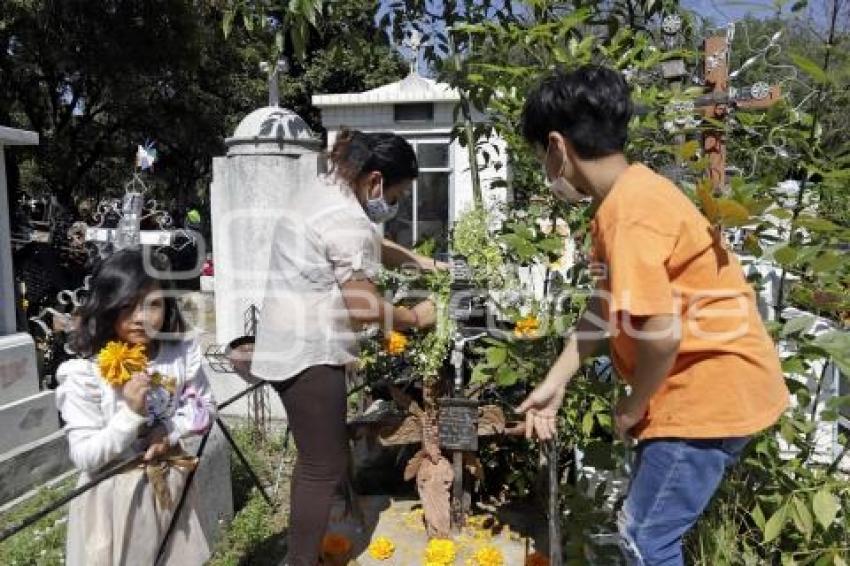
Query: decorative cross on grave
85 181 176 251
404 29 423 75
259 58 289 108
697 31 782 191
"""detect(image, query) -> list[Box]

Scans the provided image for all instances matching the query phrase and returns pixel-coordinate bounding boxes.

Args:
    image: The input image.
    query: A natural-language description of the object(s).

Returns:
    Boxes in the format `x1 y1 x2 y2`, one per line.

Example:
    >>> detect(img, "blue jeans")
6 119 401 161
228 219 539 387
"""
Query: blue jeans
618 437 749 565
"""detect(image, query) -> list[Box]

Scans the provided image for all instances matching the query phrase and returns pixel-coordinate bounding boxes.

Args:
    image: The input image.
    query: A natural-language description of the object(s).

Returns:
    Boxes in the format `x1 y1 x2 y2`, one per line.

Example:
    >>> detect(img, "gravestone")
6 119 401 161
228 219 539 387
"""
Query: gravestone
208 77 321 418
0 126 71 504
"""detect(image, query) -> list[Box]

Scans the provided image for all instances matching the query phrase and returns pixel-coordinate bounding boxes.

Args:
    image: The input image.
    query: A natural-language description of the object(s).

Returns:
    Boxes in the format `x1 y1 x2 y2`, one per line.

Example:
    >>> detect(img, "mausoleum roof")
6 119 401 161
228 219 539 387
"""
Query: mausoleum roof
312 72 460 107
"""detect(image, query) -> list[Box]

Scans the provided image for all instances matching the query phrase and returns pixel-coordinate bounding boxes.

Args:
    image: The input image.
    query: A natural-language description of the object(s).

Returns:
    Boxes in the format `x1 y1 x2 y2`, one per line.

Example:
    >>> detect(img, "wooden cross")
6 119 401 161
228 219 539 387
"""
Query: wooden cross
697 35 782 192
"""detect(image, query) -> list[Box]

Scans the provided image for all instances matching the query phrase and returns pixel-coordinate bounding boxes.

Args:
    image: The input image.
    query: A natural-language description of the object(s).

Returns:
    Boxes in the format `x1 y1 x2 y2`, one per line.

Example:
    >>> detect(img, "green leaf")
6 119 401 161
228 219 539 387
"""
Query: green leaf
716 199 751 226
495 365 519 387
781 315 815 337
811 252 843 273
795 217 839 232
790 52 830 85
791 496 813 541
538 237 565 254
242 12 255 32
581 412 595 435
486 346 507 367
773 246 798 266
471 364 490 385
500 234 537 261
812 331 850 376
752 503 766 531
222 9 235 38
697 180 719 223
812 488 840 529
764 503 788 543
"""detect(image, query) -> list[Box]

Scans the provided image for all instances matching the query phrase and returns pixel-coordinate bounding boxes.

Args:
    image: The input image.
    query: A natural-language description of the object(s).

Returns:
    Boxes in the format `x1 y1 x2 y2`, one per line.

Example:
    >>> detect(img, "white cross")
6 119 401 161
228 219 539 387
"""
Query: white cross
405 30 423 75
259 59 289 107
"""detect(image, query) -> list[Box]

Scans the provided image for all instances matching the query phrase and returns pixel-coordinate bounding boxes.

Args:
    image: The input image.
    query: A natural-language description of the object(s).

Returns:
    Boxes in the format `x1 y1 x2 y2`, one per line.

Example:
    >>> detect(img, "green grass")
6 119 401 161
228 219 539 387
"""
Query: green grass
0 477 75 566
208 422 294 566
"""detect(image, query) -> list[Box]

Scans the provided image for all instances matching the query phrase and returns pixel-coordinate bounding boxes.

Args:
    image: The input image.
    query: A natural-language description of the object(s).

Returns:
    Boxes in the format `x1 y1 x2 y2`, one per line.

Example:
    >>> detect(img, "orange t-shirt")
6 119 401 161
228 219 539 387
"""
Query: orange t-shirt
590 163 789 439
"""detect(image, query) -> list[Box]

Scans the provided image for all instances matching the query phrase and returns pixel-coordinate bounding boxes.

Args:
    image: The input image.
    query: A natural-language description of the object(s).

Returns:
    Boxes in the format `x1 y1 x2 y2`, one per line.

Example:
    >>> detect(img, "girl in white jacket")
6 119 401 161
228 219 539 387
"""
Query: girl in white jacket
56 249 216 566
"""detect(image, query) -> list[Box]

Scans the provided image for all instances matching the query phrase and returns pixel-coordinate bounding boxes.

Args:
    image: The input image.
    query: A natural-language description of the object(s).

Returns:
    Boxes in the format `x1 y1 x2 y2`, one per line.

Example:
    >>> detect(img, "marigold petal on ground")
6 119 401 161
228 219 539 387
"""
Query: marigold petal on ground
367 536 395 560
470 546 503 566
424 538 456 565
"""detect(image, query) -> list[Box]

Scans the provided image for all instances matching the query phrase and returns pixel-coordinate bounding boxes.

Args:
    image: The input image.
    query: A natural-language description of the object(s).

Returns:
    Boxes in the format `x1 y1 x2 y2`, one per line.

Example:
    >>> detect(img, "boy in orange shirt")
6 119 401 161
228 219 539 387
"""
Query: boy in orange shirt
517 66 789 565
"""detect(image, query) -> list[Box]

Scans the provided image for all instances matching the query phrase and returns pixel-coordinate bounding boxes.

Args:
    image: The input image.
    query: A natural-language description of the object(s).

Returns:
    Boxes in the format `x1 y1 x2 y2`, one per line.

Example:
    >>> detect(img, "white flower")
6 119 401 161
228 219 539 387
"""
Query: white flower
555 218 569 236
536 218 553 235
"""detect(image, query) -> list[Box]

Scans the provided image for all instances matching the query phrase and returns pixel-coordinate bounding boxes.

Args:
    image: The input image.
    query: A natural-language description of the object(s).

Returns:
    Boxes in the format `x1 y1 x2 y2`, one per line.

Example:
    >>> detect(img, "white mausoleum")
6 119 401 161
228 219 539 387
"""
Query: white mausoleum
313 72 509 250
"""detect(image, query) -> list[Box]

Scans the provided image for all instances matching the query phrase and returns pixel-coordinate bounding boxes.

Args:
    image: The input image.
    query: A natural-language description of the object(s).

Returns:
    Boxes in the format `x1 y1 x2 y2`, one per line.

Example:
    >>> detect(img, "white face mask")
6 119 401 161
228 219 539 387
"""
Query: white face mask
364 178 399 224
545 143 590 204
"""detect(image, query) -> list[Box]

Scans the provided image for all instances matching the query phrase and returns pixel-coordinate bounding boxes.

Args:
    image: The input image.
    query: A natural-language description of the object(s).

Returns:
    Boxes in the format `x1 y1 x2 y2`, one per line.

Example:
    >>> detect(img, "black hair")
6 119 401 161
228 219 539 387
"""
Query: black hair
328 128 418 187
72 248 185 357
521 65 633 159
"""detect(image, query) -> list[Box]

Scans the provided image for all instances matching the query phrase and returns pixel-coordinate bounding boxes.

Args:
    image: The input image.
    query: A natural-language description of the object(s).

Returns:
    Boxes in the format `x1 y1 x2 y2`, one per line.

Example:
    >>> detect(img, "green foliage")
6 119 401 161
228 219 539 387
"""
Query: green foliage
209 423 290 566
1 0 405 206
386 0 850 561
0 478 74 565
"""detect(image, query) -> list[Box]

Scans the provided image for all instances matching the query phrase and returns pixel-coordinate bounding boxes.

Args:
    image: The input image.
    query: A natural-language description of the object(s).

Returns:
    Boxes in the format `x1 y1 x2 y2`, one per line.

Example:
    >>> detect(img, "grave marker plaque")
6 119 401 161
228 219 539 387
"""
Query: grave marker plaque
438 397 478 451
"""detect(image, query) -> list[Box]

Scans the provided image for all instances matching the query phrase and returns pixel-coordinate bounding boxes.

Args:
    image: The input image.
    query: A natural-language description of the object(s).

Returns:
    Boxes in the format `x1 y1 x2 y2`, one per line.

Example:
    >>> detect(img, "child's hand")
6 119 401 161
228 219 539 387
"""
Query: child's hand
517 379 566 441
122 372 151 416
614 396 647 442
142 424 171 462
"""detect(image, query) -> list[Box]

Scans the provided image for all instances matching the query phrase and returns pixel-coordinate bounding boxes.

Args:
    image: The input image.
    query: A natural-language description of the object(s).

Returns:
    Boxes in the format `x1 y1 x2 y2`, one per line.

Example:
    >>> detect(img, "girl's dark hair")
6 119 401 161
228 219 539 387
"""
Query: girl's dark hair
73 248 185 357
521 65 633 159
328 129 418 187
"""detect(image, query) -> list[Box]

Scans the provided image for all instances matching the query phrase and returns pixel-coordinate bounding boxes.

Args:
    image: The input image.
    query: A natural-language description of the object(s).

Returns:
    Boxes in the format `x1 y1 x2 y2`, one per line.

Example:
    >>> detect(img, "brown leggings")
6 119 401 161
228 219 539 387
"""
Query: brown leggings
272 365 348 566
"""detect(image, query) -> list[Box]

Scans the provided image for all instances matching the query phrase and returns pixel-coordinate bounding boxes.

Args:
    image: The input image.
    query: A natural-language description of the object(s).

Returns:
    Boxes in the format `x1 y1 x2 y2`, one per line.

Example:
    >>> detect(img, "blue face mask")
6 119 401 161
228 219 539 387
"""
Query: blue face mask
364 179 399 224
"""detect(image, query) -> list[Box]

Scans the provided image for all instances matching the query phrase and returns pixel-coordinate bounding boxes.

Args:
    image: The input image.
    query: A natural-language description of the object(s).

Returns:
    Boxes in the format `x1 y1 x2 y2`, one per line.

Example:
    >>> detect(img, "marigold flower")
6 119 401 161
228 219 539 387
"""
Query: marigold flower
385 330 409 355
321 533 351 556
525 551 550 566
470 546 504 566
513 316 540 338
368 536 395 560
424 538 456 565
98 341 148 386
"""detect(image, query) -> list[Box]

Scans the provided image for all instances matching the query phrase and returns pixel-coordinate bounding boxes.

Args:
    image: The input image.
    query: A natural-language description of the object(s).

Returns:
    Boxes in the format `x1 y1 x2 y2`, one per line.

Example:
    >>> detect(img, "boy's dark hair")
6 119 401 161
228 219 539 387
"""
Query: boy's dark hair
521 65 633 159
73 248 185 356
329 128 419 187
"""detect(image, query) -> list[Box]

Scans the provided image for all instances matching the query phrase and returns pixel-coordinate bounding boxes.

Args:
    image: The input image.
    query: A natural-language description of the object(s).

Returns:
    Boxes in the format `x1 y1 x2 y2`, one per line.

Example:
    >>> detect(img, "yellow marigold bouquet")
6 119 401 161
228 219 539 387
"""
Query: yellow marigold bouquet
367 536 395 560
424 538 456 565
97 341 148 386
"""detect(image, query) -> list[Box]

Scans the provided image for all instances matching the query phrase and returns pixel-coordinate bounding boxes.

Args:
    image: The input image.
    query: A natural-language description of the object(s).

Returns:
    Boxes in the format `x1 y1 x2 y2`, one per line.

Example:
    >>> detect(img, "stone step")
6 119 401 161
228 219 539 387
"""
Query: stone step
0 429 72 505
0 390 60 454
0 333 39 406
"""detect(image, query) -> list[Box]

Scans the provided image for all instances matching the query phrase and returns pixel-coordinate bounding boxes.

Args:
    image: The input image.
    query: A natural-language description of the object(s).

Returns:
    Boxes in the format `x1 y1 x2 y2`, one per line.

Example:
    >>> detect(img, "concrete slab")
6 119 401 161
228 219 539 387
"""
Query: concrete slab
0 429 72 505
0 390 60 454
0 333 39 406
324 497 548 566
